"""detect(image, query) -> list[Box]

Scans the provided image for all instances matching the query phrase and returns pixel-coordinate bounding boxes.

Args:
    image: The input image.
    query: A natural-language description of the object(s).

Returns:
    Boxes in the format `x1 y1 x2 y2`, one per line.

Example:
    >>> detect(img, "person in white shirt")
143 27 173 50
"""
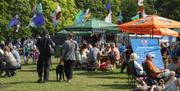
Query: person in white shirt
129 53 145 76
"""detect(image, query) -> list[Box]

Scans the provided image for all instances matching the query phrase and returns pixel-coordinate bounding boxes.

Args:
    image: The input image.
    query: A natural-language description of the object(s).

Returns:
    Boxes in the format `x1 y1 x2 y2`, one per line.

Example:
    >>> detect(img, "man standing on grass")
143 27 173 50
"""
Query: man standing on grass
61 32 79 82
36 30 55 83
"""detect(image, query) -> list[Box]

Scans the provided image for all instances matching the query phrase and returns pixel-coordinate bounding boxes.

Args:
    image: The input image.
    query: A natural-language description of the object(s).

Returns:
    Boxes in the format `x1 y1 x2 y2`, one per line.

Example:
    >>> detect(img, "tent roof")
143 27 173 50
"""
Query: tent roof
57 30 91 36
120 15 180 31
119 15 180 37
64 19 118 31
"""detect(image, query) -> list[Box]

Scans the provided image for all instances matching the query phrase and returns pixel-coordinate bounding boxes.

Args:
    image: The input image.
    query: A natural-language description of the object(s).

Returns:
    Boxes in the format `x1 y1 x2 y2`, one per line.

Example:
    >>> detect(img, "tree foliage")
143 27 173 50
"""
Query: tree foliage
0 0 179 41
154 0 180 21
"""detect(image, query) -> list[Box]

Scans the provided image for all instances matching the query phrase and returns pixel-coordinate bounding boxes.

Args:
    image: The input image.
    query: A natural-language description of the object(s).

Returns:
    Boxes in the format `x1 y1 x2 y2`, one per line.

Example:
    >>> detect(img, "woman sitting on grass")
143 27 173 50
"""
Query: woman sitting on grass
1 46 17 77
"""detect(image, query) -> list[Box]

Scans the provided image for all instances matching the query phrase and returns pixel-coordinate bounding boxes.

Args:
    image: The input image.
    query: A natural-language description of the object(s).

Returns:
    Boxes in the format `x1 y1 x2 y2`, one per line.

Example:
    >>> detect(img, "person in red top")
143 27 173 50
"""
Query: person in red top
145 53 175 81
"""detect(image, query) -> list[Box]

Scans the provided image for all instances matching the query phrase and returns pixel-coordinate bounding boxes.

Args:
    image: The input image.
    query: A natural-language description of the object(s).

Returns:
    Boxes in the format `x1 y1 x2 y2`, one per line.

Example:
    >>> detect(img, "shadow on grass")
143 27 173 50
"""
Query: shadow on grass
21 64 36 66
97 83 132 90
20 68 56 72
75 71 121 76
3 80 57 85
21 62 58 66
3 81 36 85
89 76 128 80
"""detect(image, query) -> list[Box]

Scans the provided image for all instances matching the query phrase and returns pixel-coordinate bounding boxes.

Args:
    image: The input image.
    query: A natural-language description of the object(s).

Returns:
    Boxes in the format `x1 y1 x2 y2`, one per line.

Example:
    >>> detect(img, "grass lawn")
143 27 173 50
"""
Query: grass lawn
0 57 131 91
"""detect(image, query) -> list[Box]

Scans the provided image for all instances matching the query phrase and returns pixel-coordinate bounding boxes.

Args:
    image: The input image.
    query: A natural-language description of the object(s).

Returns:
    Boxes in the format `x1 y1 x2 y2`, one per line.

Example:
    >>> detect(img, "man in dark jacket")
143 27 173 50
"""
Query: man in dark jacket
36 30 55 83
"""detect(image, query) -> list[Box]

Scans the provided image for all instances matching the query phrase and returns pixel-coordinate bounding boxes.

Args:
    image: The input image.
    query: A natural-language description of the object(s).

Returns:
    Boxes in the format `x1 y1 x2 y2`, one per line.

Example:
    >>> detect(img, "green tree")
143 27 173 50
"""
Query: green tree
0 0 78 41
154 0 180 21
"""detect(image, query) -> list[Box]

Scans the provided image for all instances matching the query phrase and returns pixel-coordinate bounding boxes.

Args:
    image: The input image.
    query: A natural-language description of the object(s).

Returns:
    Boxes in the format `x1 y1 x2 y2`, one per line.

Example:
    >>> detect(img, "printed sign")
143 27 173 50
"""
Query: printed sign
130 38 164 69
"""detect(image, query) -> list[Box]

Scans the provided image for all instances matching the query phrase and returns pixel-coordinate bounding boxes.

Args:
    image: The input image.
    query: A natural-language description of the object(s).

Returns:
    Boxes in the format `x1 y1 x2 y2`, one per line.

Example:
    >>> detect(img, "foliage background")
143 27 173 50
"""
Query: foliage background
0 0 179 41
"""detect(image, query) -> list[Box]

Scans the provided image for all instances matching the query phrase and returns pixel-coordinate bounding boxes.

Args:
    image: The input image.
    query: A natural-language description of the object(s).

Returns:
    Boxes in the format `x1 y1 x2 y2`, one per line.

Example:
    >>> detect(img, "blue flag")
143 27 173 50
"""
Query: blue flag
7 15 19 28
33 13 45 27
8 18 18 27
106 1 111 11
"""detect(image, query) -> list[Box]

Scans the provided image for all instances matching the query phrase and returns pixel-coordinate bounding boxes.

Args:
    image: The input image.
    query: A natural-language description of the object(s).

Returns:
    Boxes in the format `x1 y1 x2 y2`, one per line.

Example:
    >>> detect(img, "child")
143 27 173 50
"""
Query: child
31 45 39 63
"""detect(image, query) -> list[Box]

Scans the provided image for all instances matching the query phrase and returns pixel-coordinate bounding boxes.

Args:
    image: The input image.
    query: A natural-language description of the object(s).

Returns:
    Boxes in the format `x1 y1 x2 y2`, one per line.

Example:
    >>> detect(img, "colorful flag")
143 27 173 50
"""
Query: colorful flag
52 6 61 26
117 11 123 24
137 0 144 6
84 8 90 16
84 12 91 21
7 16 18 28
33 13 45 27
105 10 112 23
106 1 111 11
7 15 20 29
137 0 146 18
55 6 61 20
131 14 139 20
27 3 44 28
83 8 91 21
38 3 43 14
75 10 85 24
7 15 21 32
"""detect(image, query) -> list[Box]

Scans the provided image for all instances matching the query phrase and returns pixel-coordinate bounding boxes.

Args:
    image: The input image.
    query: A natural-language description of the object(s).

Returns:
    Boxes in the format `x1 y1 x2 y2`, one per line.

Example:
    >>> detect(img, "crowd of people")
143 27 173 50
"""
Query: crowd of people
0 30 180 90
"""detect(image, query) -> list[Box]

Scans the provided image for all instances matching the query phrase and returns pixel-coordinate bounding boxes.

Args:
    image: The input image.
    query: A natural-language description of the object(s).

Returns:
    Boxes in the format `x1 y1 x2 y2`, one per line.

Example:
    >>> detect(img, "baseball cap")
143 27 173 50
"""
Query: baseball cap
146 53 155 58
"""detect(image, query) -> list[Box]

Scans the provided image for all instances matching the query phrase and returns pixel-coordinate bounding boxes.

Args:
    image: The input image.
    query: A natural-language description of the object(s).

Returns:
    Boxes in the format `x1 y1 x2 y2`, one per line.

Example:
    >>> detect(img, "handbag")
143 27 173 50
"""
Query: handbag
49 45 54 55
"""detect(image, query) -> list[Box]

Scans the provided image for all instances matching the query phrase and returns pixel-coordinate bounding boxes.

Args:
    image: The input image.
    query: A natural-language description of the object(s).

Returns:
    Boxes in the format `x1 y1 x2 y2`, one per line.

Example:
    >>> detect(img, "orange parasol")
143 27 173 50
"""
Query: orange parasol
119 15 180 37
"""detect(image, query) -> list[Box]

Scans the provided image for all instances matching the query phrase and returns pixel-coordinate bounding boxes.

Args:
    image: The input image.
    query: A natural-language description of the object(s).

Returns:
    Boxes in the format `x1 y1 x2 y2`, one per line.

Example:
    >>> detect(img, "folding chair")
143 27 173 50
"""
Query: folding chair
142 63 161 85
127 61 139 87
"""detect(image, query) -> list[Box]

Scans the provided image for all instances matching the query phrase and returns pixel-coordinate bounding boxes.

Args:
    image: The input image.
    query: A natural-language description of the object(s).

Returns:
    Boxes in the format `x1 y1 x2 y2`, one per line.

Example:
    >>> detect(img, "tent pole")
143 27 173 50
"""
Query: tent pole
152 28 154 39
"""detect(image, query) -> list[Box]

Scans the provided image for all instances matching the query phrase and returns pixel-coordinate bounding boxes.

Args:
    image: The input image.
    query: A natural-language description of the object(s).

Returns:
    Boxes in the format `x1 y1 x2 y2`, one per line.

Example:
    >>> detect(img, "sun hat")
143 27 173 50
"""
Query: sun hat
130 53 139 61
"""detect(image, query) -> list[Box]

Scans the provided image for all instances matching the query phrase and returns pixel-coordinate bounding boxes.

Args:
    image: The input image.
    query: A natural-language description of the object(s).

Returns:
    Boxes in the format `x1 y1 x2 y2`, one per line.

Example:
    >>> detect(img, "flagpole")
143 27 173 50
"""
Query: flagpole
53 25 56 36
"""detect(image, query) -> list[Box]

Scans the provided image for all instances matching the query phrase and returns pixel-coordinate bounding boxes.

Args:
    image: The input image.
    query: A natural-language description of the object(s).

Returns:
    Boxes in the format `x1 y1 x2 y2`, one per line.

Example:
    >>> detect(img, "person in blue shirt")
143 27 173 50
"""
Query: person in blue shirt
118 43 126 54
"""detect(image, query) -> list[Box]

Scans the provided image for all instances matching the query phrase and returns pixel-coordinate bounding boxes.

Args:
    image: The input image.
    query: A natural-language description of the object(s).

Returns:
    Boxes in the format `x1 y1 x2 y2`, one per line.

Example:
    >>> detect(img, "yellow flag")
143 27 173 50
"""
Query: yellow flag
84 12 91 21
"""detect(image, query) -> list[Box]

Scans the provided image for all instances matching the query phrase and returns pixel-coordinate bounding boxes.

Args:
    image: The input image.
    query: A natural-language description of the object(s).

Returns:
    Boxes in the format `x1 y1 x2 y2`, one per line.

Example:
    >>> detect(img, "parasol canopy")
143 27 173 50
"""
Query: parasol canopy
119 15 180 37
